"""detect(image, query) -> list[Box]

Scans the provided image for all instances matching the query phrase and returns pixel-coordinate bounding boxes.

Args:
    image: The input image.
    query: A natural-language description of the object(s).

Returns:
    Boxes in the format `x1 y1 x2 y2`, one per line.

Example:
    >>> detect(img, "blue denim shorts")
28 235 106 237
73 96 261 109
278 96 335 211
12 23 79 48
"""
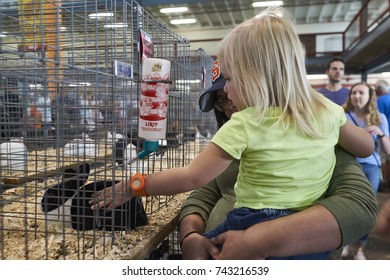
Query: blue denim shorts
204 207 331 260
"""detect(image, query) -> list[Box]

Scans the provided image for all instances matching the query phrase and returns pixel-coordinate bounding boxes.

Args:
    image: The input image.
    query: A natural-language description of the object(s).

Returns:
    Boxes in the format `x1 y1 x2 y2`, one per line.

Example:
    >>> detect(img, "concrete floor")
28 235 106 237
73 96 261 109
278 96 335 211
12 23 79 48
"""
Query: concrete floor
342 191 390 260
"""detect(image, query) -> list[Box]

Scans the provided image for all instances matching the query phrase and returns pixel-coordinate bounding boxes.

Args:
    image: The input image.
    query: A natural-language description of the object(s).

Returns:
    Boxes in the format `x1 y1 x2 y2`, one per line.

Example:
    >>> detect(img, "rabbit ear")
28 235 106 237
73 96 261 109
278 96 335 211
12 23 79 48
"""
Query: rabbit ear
63 168 77 179
76 163 90 187
78 162 90 175
41 167 84 213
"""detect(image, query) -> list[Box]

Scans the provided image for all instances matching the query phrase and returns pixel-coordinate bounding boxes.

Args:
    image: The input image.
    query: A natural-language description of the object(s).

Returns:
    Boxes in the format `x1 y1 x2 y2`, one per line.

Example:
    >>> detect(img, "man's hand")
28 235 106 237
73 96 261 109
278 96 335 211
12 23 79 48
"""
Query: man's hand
181 232 218 260
209 230 267 260
374 199 390 240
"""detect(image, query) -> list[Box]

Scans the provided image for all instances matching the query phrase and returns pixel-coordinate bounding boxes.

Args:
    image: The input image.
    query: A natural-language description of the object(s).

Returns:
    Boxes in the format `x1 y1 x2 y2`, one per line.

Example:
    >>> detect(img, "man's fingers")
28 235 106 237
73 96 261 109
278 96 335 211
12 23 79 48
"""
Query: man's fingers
211 232 226 246
205 238 220 259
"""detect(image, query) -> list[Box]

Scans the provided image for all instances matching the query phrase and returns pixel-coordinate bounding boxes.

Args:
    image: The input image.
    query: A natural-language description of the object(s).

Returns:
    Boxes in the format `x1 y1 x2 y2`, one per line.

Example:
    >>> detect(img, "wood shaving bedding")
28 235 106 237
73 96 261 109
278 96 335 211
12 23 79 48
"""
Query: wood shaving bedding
1 182 188 260
1 140 206 259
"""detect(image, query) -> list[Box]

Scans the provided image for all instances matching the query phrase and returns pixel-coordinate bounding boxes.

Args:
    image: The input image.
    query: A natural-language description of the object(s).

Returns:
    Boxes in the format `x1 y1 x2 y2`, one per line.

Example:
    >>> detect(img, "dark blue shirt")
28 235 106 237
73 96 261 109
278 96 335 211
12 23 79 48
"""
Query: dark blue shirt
318 87 349 106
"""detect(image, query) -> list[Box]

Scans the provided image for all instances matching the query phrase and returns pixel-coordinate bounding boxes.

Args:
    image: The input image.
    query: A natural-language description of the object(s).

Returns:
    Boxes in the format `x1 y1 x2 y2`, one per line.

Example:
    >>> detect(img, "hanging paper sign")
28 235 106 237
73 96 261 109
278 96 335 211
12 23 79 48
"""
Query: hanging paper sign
139 29 154 62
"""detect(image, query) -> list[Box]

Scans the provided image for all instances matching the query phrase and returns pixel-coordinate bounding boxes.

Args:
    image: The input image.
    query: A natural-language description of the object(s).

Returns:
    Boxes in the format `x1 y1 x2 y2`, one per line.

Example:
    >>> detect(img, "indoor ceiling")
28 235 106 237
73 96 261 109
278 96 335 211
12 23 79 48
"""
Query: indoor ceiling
140 0 390 73
140 0 365 31
0 0 389 73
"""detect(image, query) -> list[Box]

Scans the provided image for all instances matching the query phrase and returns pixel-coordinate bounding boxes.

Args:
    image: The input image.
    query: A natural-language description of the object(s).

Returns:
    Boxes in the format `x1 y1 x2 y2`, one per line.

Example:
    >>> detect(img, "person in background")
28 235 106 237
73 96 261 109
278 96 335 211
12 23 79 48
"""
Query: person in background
376 79 390 191
179 63 378 260
37 96 53 131
90 8 374 260
342 81 390 260
376 79 390 131
30 105 42 129
376 79 390 97
318 57 349 106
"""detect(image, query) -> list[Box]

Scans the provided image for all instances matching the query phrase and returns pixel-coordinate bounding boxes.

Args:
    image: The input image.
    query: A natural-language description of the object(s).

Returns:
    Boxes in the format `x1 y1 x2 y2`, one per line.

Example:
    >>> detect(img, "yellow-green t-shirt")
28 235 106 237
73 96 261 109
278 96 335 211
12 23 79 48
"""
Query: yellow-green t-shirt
211 103 346 211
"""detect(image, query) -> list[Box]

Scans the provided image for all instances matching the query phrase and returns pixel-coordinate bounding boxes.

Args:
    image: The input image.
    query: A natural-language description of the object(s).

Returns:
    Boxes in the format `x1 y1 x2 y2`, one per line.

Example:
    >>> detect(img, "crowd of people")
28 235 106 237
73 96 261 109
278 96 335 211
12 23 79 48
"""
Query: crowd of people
89 7 390 260
317 59 390 259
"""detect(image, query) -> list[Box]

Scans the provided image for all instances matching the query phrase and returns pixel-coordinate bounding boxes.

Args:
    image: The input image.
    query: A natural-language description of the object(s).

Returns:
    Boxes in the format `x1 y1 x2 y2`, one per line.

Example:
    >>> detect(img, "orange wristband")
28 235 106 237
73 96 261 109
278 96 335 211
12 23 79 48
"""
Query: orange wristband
130 173 148 196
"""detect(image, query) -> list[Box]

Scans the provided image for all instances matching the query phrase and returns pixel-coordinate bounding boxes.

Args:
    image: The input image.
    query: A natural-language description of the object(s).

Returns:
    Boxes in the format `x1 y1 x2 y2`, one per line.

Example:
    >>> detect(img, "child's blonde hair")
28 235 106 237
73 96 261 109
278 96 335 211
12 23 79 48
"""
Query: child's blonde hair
217 8 337 138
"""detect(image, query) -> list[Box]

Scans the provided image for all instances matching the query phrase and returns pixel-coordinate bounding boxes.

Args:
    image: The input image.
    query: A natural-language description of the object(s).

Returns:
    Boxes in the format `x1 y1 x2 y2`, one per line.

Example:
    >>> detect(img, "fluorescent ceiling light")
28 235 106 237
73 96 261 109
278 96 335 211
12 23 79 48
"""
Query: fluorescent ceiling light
381 72 390 77
29 84 43 89
160 7 188 14
88 12 114 19
69 82 91 87
78 82 91 86
252 1 283 8
104 23 128 29
176 79 201 84
170 18 196 25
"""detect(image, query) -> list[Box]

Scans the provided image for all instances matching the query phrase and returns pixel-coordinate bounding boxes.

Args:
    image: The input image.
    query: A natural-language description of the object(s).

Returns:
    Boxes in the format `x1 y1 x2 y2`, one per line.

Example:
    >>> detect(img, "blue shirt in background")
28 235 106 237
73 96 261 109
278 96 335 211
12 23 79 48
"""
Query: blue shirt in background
377 94 390 134
318 87 349 106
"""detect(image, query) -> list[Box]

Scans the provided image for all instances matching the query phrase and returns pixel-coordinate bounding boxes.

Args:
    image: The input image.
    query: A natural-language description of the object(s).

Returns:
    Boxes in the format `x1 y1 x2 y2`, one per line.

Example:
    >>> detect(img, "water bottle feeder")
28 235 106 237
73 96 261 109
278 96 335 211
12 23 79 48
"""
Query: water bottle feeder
138 58 171 159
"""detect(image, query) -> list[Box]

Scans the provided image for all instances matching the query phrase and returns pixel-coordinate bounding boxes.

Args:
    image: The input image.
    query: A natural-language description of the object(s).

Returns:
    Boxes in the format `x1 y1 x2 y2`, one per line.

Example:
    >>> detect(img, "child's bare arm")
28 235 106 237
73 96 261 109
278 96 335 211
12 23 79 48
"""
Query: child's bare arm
145 143 233 196
90 143 233 210
338 121 374 158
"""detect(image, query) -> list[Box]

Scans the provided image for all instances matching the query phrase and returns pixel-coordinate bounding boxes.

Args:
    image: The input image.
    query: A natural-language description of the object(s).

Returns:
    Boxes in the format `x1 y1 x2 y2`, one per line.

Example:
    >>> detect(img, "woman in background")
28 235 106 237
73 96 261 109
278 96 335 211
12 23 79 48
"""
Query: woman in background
342 82 390 259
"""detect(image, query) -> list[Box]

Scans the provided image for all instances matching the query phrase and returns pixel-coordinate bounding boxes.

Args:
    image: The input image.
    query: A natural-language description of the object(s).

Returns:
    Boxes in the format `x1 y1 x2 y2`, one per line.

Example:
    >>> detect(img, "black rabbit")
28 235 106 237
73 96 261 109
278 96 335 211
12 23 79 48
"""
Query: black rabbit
41 163 91 219
41 162 148 231
0 181 4 194
70 180 148 231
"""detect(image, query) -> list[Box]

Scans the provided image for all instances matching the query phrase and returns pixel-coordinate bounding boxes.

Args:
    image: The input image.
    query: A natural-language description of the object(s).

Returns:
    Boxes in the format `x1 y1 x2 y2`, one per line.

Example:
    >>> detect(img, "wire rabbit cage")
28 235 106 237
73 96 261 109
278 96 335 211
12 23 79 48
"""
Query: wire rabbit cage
0 0 214 259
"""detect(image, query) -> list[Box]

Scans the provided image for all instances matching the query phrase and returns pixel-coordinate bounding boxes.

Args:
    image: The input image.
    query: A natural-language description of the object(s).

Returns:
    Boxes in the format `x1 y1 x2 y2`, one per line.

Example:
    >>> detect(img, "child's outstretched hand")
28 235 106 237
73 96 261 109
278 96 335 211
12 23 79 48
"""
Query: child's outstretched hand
89 180 131 210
